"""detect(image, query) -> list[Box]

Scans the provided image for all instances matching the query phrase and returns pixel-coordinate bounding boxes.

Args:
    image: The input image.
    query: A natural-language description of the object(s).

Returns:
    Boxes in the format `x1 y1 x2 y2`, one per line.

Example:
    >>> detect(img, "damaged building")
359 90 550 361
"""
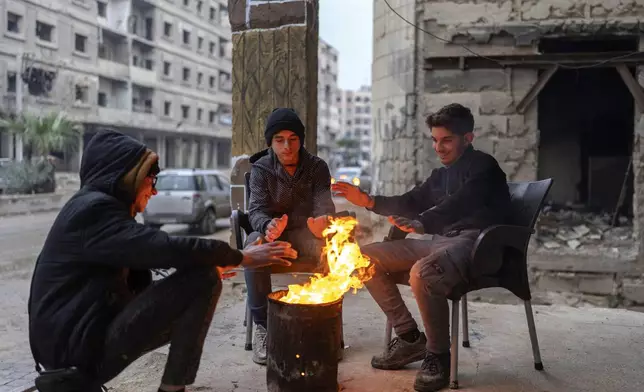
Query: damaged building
372 0 644 307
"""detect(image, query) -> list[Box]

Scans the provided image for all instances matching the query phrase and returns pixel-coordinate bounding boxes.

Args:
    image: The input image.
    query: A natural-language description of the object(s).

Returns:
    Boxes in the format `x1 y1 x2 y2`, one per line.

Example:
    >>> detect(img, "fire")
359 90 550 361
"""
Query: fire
279 216 374 304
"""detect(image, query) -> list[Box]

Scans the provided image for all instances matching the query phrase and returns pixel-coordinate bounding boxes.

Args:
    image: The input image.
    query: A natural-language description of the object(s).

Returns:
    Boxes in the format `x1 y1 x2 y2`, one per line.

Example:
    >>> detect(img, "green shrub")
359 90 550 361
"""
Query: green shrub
0 160 55 195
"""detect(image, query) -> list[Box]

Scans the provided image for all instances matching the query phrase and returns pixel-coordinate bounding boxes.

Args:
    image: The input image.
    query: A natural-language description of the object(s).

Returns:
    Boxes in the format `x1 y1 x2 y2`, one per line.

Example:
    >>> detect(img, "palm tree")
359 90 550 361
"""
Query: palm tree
0 111 82 161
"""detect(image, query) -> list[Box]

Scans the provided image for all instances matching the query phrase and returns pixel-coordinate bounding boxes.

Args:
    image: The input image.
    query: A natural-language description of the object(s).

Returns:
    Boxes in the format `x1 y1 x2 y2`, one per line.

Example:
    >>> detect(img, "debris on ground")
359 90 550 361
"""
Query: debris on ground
533 205 637 259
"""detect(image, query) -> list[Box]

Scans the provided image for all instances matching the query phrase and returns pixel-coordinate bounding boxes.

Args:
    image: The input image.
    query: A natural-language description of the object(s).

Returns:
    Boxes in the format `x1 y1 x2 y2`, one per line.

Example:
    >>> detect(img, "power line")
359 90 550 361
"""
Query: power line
382 0 642 70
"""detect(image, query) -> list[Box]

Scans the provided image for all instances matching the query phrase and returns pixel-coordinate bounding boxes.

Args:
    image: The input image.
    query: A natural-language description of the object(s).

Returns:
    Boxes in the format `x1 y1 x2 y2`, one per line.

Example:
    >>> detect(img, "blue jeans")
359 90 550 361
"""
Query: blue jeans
361 230 480 353
244 228 324 327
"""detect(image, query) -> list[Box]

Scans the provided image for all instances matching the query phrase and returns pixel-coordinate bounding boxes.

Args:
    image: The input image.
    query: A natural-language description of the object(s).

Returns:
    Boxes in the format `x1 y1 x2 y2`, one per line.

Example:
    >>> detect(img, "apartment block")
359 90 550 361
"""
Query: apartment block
338 85 372 167
0 0 233 171
316 38 341 171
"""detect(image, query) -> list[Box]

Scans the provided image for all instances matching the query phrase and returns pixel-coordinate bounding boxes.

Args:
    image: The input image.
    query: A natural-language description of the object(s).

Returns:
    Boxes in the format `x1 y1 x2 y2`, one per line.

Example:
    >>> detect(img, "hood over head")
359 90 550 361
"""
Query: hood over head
80 129 160 203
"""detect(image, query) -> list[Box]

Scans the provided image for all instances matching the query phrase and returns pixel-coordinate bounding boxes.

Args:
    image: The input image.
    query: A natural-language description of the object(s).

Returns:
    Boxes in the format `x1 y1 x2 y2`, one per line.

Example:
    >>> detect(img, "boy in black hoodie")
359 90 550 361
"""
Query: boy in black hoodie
28 129 297 392
245 108 336 365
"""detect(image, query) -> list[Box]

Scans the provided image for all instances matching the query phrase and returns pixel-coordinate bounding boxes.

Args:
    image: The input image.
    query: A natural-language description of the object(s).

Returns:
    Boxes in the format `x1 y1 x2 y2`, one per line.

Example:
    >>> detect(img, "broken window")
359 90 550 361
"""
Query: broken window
75 33 87 53
75 85 88 103
97 92 107 107
536 36 637 255
7 12 22 33
36 21 54 42
97 1 107 17
7 72 16 93
23 67 56 96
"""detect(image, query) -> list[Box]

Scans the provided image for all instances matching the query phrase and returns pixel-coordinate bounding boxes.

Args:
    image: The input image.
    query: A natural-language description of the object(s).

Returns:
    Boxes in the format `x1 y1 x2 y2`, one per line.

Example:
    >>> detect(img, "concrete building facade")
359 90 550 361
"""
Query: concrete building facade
317 38 342 171
373 0 644 306
0 0 233 171
338 85 372 167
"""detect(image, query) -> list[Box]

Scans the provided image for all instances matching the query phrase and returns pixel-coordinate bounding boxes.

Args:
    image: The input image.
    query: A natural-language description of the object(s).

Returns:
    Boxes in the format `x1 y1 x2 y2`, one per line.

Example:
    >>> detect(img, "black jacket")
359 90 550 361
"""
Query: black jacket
248 148 335 233
28 130 243 372
371 145 511 235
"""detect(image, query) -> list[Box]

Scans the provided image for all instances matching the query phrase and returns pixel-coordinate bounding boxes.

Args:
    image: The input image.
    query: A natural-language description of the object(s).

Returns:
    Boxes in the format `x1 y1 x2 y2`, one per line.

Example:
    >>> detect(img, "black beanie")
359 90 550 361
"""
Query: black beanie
265 108 305 146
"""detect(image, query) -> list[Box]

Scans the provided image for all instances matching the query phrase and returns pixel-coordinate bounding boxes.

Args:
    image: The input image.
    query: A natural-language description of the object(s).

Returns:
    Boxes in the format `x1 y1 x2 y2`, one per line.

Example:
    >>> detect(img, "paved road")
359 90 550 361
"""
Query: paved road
0 211 232 392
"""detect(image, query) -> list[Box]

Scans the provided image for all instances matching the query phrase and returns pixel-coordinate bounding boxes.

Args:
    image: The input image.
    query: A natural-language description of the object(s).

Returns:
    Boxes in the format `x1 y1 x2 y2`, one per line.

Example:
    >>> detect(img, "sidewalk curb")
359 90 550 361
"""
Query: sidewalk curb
0 192 73 218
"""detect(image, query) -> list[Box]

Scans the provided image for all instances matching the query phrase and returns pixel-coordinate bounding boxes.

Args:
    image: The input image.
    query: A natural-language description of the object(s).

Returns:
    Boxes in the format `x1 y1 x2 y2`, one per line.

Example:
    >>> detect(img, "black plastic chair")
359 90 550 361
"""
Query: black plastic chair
231 172 351 351
381 179 553 389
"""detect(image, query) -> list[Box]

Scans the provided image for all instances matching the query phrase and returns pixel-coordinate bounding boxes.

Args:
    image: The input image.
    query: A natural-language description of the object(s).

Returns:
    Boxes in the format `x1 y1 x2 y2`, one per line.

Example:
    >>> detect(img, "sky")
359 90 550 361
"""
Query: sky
319 0 373 91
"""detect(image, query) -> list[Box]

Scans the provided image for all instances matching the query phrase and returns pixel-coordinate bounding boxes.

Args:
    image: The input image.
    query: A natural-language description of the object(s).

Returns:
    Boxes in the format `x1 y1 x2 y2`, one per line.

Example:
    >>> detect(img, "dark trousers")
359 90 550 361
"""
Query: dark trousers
243 229 324 327
93 265 222 386
361 230 479 354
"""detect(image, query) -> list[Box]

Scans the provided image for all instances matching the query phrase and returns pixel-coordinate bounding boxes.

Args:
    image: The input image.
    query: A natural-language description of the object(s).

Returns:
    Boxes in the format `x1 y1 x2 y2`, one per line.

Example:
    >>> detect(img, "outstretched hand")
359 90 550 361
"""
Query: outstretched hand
241 237 298 269
307 215 329 238
388 216 425 234
265 214 288 242
331 182 374 208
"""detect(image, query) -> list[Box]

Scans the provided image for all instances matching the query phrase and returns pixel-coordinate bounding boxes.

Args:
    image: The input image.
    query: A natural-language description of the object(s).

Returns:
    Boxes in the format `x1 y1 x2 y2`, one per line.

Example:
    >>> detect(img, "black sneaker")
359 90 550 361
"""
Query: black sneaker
371 332 427 370
414 352 450 392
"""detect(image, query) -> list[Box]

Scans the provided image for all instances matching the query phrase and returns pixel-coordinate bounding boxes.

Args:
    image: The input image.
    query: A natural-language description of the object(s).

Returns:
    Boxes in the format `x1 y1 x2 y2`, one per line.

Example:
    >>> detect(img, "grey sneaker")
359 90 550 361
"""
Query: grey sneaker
252 324 268 365
371 332 427 370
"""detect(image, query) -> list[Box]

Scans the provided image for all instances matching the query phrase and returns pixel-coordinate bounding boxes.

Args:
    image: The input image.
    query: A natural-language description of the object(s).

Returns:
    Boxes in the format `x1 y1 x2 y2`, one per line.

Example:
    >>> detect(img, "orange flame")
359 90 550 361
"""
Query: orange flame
279 216 374 304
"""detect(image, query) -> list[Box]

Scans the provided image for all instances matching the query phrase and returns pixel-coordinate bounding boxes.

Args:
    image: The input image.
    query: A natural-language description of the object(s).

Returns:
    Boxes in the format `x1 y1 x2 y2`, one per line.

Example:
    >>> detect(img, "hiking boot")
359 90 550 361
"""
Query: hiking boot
414 352 450 392
371 332 427 370
252 324 268 365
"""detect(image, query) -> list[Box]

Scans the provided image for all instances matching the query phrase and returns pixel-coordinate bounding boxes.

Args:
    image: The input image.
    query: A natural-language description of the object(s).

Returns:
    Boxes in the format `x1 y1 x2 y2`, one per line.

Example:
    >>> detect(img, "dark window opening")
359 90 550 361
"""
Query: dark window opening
75 34 87 52
98 92 107 107
538 65 635 217
36 21 54 42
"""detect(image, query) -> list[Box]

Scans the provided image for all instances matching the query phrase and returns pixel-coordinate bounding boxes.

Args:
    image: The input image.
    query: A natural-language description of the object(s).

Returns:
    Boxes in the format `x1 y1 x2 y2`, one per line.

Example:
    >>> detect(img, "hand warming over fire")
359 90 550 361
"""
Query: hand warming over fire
307 215 328 238
389 215 425 235
331 182 375 209
241 237 298 268
265 214 288 242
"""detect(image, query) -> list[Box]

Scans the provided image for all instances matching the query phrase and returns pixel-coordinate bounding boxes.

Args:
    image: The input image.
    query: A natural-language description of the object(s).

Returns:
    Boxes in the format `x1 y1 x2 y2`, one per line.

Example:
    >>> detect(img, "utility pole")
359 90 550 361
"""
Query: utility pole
14 52 23 162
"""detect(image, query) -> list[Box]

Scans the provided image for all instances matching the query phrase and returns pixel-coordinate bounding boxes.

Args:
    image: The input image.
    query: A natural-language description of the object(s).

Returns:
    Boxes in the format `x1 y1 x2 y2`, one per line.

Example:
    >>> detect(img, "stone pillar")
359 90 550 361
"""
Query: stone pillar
228 0 319 210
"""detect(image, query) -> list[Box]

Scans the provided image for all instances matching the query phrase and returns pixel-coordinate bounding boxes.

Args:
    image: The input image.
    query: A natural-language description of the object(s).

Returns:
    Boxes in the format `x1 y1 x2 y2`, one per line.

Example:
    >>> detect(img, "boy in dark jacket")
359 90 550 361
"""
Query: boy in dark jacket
28 129 296 392
245 108 336 365
332 104 511 392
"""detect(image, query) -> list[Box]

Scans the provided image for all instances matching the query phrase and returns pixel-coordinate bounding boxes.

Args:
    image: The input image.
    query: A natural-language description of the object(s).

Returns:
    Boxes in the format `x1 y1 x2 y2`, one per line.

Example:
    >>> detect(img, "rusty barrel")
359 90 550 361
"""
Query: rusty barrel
266 290 343 392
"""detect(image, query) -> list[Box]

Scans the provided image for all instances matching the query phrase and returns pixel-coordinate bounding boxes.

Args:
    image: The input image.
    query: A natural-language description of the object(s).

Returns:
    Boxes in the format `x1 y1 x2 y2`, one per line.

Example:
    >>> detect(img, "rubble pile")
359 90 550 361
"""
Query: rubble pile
535 206 636 257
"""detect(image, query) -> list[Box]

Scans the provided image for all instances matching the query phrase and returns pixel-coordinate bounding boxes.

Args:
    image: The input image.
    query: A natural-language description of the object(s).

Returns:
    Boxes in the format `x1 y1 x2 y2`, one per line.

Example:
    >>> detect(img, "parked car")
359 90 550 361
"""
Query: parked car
331 166 372 192
142 168 232 234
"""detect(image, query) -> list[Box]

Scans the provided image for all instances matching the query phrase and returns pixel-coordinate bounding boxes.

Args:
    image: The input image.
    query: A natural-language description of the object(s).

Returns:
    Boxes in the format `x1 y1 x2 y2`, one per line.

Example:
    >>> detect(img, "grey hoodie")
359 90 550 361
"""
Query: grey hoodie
248 148 335 233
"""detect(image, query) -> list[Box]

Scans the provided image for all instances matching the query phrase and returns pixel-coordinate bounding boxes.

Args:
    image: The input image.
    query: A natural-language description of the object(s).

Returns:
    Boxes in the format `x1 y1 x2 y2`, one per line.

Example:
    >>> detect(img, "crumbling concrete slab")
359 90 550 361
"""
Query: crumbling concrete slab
108 284 644 392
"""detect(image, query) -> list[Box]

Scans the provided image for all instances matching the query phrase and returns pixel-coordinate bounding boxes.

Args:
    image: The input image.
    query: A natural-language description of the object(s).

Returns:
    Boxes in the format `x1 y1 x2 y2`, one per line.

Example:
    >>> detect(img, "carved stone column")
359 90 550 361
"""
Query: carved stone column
228 0 319 212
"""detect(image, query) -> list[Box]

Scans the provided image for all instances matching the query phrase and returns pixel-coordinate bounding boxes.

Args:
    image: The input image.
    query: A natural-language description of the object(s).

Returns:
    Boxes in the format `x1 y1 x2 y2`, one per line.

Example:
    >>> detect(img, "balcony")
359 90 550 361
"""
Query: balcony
131 65 156 86
97 60 129 81
97 107 131 126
